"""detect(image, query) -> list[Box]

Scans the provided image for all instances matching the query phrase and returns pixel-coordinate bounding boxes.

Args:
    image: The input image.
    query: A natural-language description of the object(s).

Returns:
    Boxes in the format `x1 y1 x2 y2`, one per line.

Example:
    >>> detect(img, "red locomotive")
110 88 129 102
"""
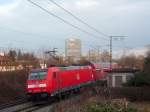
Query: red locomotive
26 64 109 100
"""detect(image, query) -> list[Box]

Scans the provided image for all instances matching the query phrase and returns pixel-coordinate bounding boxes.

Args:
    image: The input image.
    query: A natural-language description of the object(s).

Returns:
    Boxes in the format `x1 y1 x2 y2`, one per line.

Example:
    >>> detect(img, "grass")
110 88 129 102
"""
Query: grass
52 90 150 112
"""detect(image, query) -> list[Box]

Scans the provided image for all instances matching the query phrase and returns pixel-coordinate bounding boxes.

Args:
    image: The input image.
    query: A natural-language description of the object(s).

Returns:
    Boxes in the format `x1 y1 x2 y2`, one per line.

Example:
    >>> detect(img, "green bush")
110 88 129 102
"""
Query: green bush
125 51 150 87
87 103 137 112
125 72 150 87
126 107 138 112
88 104 116 112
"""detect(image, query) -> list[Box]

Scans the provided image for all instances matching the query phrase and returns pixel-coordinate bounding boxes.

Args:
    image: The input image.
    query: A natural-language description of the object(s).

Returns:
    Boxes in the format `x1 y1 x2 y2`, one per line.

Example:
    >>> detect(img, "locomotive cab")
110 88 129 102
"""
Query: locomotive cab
27 69 49 100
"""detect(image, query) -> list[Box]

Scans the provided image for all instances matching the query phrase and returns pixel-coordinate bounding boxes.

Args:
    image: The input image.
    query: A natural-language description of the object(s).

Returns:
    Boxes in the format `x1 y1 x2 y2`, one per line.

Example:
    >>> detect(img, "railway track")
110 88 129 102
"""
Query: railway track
0 99 27 110
0 85 99 112
0 93 69 112
0 102 48 112
0 95 75 112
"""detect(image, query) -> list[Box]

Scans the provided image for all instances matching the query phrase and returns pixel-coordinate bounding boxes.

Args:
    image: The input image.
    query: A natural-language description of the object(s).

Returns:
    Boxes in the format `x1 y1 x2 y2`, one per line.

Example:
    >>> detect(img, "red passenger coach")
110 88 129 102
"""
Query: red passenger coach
91 63 108 81
26 65 95 100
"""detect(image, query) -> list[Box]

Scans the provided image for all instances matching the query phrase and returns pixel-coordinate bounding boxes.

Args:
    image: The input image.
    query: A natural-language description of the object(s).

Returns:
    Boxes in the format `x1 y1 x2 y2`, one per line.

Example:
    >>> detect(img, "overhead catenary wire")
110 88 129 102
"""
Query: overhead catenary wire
0 25 104 51
0 26 47 38
48 0 109 38
27 0 109 41
0 26 64 41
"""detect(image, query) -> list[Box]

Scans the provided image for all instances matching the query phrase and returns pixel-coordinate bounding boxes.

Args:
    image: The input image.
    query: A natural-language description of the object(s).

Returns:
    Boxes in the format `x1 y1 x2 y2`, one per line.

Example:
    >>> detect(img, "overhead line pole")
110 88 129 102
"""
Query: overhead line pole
109 36 126 69
110 36 112 69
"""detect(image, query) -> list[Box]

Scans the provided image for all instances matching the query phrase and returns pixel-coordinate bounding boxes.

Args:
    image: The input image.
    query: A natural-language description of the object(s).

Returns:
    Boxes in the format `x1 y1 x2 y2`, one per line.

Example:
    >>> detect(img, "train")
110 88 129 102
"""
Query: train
26 63 110 101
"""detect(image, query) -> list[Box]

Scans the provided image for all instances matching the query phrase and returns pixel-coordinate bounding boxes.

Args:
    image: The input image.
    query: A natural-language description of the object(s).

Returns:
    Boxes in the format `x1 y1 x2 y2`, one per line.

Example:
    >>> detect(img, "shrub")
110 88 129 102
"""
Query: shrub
109 87 150 101
87 103 137 112
126 107 138 112
88 103 117 112
0 70 28 104
125 72 150 87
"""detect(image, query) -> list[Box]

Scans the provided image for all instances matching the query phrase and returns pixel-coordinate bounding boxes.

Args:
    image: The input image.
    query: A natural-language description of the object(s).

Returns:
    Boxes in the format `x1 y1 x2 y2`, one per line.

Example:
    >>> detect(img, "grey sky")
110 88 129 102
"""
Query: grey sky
0 0 150 54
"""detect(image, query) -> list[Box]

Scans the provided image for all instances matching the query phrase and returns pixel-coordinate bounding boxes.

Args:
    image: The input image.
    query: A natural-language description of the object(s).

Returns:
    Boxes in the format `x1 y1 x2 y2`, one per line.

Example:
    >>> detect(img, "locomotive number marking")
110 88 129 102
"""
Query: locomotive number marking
76 74 80 80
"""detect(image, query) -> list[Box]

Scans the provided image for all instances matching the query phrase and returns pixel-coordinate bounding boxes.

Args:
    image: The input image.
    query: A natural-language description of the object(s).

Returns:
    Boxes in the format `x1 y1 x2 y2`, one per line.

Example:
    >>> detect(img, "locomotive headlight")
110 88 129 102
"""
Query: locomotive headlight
28 85 35 88
39 84 47 88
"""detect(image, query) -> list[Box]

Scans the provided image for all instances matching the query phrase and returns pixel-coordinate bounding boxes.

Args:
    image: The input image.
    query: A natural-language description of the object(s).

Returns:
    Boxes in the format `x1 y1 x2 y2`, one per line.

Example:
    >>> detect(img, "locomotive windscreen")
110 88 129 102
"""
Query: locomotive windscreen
29 70 48 80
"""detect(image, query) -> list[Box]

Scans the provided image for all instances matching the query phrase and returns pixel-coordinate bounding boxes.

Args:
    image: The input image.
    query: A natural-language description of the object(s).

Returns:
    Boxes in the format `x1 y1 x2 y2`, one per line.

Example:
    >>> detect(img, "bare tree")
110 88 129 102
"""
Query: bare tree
117 54 144 69
144 50 150 74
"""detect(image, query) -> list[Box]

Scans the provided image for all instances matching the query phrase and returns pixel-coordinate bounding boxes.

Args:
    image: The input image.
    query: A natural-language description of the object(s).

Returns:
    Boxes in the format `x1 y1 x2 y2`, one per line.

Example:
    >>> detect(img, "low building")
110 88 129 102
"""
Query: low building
107 68 139 87
0 55 38 72
0 54 39 72
0 55 20 72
